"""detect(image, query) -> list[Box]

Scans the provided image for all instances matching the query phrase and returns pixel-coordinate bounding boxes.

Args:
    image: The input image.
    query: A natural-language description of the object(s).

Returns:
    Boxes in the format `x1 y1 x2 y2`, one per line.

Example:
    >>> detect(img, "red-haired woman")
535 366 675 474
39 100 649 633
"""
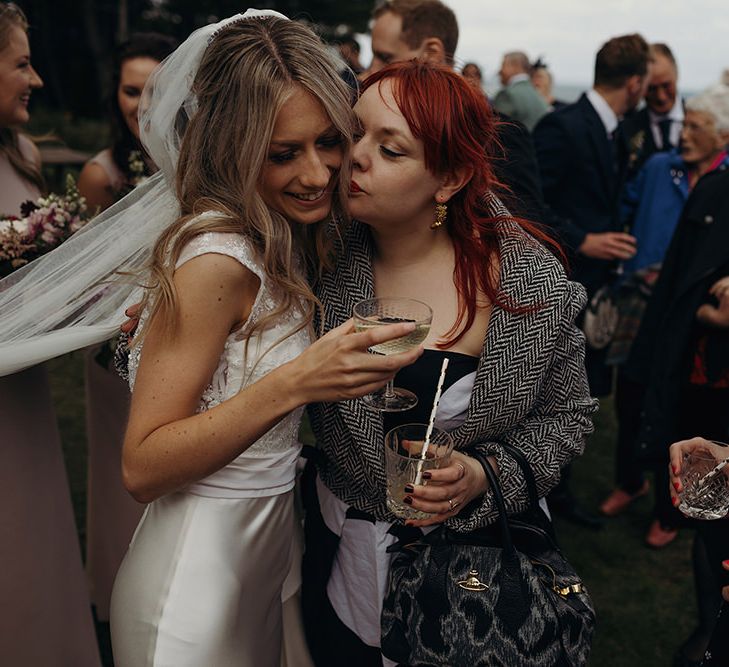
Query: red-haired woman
302 61 597 665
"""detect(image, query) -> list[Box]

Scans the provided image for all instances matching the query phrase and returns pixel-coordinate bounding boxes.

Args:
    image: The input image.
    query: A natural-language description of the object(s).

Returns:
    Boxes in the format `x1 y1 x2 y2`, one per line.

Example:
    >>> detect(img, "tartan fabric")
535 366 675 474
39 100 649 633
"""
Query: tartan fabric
606 265 660 366
308 193 597 531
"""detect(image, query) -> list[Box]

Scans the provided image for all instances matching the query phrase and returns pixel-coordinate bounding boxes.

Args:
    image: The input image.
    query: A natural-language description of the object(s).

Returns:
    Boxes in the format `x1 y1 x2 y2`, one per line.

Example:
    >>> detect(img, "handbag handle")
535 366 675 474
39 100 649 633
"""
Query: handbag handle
467 443 540 512
471 444 555 542
469 451 517 560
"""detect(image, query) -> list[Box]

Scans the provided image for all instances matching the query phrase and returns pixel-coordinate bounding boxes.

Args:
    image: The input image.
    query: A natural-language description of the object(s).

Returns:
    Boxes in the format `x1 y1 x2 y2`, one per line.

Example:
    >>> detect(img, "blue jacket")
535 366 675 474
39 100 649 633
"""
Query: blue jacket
622 149 729 275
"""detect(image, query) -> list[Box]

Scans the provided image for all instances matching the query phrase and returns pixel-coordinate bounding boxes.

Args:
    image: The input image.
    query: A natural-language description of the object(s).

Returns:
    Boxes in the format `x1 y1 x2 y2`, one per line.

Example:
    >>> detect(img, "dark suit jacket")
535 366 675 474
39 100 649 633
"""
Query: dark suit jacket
492 111 545 224
533 93 626 296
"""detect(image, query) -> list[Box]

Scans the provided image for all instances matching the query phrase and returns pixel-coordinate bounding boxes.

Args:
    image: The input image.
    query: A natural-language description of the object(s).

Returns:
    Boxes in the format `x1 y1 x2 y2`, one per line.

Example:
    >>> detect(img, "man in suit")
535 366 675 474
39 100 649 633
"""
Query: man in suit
494 51 549 131
622 43 683 178
533 33 650 526
363 0 545 223
534 33 649 333
598 44 683 532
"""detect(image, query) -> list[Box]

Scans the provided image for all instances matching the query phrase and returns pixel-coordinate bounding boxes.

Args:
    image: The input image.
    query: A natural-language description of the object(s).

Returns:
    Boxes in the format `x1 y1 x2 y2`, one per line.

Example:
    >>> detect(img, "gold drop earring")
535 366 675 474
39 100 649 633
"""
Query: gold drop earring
431 199 447 229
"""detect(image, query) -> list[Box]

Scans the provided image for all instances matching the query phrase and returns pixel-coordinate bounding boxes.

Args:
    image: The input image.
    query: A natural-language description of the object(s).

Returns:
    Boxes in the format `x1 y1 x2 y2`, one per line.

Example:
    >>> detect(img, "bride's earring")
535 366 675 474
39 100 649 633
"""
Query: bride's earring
431 199 447 229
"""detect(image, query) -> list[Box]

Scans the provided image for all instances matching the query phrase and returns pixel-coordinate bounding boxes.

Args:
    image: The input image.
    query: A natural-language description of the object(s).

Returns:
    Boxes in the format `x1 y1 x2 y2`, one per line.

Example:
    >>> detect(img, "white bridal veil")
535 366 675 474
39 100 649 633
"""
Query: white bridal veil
0 9 287 376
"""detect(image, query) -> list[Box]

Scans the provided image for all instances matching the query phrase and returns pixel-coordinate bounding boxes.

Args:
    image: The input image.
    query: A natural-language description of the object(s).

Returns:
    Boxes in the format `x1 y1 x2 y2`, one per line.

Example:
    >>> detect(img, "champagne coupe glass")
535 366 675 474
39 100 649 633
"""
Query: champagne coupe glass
352 297 432 411
677 442 729 520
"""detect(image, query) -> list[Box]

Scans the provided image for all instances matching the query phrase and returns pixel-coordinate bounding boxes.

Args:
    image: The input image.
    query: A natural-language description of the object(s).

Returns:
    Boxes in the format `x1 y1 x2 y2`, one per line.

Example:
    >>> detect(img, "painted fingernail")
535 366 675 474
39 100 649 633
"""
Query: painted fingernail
403 496 413 505
404 485 414 494
422 472 432 480
671 465 678 475
672 496 679 506
722 560 729 568
674 482 681 491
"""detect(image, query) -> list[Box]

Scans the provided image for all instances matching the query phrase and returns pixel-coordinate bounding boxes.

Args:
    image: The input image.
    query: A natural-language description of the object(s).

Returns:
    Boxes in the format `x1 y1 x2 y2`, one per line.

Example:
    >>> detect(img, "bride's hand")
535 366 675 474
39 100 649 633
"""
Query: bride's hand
121 302 142 335
285 318 423 404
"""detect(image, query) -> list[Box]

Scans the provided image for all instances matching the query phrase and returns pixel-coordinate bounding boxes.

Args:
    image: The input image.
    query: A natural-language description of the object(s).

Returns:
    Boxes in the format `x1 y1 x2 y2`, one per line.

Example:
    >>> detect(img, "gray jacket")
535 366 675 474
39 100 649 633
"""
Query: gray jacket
493 79 549 132
308 194 597 531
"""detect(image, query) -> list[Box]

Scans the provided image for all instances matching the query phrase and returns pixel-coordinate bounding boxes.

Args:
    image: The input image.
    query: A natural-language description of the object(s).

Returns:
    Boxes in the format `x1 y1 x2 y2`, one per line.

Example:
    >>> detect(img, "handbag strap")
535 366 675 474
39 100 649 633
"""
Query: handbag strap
469 451 516 558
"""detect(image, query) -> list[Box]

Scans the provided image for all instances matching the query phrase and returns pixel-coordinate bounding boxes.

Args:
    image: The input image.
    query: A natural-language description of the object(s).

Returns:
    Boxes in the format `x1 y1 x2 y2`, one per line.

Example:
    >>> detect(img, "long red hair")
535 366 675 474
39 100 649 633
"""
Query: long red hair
360 61 564 347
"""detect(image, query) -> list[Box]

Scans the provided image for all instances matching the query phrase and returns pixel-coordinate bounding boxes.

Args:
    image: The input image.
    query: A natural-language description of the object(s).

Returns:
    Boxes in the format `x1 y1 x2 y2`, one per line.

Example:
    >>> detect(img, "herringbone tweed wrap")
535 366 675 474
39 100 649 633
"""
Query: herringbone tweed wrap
308 193 598 531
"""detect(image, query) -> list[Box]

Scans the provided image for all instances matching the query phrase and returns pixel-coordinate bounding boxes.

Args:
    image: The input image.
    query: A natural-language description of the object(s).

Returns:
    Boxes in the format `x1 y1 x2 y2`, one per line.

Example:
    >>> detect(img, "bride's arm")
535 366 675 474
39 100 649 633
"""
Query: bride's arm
123 253 420 503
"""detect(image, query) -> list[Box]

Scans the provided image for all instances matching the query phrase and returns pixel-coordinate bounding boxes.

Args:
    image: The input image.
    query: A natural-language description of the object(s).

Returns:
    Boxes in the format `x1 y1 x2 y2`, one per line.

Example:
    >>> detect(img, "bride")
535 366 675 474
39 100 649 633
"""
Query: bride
106 12 424 667
0 10 421 667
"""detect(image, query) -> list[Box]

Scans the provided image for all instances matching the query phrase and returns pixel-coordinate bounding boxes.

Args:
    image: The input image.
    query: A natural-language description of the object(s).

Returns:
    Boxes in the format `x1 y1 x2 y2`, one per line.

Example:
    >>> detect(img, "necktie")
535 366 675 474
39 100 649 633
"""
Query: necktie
658 118 673 150
610 127 621 174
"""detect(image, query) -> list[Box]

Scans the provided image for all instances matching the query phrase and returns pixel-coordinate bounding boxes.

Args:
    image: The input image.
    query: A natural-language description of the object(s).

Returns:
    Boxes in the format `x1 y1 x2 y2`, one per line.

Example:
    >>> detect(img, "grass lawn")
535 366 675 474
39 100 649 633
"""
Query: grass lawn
49 353 695 666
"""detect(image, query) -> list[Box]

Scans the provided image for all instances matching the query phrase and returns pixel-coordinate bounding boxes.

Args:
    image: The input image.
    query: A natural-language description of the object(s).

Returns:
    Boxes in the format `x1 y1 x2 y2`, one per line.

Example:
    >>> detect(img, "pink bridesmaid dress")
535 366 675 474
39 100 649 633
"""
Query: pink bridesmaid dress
83 149 144 623
0 136 100 666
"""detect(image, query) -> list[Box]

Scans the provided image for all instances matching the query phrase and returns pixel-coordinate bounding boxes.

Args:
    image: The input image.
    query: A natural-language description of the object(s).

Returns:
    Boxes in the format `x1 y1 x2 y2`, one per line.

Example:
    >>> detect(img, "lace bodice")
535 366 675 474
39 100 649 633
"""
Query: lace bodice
128 226 311 497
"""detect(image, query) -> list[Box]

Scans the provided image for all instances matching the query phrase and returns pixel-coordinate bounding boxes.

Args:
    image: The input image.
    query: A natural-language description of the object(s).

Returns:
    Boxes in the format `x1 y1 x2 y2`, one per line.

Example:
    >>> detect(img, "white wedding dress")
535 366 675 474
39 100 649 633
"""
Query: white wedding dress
110 229 311 667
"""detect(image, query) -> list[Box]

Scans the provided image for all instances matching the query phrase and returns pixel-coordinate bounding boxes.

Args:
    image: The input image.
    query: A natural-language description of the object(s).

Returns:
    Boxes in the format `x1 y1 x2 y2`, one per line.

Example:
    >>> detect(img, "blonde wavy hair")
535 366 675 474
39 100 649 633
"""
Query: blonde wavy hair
140 17 355 346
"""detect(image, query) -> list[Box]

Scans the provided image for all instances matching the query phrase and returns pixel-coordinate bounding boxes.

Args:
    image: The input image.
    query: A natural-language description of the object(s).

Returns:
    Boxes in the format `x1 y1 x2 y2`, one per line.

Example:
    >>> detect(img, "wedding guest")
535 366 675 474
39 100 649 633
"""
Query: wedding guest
622 43 683 179
364 0 545 223
600 86 729 552
669 436 729 665
533 33 650 527
494 50 549 131
530 58 568 112
303 60 596 665
626 160 729 665
0 3 100 665
78 32 177 212
461 61 483 91
76 32 176 640
336 33 363 76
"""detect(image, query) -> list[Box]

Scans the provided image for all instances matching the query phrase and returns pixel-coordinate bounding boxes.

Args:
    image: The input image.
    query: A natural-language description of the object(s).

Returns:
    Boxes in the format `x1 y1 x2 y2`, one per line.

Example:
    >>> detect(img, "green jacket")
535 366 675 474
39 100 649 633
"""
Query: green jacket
493 79 549 132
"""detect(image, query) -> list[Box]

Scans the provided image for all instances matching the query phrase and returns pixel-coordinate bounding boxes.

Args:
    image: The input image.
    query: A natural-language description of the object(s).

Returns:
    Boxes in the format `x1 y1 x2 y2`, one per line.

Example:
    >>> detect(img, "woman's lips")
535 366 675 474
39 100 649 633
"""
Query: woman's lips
350 180 362 194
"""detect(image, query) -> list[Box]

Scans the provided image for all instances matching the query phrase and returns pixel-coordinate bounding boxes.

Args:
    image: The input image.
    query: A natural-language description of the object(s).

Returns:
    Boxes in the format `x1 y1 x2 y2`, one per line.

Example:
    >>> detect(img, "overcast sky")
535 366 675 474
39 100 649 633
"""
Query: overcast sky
358 0 728 94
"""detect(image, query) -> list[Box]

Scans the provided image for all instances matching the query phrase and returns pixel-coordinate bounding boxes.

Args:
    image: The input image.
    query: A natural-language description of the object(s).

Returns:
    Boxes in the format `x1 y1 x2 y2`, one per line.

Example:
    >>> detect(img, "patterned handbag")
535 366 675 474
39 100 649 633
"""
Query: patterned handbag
381 445 595 667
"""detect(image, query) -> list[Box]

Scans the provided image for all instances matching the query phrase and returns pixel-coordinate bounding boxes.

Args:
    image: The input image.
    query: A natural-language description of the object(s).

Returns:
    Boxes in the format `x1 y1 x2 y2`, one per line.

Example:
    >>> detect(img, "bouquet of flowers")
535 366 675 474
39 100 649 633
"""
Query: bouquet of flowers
0 174 88 277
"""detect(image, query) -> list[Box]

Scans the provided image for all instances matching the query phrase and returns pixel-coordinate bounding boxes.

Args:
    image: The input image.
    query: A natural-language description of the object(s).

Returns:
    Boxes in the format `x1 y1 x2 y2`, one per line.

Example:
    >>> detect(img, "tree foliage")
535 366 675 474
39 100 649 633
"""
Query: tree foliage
24 0 372 117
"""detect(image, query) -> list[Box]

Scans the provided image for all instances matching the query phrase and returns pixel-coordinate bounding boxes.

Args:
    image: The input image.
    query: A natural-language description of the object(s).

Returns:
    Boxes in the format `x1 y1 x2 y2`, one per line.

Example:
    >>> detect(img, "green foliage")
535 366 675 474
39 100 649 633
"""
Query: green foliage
156 0 373 34
25 0 372 118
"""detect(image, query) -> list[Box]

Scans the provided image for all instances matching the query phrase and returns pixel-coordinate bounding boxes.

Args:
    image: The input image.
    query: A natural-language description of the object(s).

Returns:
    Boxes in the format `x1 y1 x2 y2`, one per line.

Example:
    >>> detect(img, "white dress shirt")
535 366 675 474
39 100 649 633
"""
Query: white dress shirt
586 88 619 137
648 99 684 149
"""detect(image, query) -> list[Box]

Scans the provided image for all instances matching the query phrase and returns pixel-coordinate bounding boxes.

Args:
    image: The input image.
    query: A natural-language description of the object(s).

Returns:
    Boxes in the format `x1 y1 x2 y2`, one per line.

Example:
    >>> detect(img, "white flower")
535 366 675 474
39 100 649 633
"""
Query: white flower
0 218 30 235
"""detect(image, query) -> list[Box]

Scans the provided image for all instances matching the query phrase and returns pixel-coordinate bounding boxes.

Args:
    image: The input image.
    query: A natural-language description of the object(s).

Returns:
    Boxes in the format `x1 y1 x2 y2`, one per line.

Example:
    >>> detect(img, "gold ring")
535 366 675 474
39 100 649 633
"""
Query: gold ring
448 498 459 511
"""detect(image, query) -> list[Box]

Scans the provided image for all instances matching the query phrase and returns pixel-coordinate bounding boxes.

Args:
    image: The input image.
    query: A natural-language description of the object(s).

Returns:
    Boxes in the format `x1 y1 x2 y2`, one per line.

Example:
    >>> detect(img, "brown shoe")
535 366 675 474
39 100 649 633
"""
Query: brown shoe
599 480 650 516
645 519 679 549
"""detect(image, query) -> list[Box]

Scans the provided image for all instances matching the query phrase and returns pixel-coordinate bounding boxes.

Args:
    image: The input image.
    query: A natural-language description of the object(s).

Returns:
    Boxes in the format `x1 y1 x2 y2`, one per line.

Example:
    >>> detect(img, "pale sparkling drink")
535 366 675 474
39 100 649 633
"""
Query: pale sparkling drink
678 447 729 520
384 423 454 520
352 297 433 412
354 318 430 355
